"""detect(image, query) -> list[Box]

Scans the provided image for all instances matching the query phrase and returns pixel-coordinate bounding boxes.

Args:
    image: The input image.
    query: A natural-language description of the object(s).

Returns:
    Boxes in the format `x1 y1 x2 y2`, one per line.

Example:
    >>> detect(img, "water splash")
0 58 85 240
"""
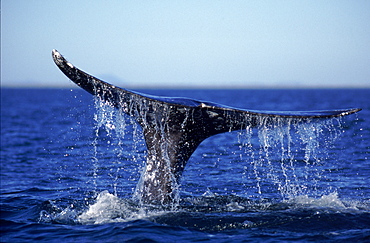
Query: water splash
89 97 145 197
239 116 343 199
39 190 368 226
89 94 346 205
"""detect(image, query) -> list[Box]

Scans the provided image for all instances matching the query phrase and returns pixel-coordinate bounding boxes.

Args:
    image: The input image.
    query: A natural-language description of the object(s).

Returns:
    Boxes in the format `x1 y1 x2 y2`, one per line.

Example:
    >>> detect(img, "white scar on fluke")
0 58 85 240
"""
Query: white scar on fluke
52 49 361 205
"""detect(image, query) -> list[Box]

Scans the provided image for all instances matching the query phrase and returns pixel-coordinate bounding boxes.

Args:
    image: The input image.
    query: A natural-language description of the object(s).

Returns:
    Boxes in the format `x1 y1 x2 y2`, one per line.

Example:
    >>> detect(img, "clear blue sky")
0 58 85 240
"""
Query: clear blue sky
1 0 369 88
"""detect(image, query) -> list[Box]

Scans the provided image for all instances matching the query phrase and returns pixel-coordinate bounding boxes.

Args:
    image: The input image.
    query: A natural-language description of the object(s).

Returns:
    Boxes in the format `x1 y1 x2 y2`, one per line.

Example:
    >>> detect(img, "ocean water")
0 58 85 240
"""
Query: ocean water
1 88 369 242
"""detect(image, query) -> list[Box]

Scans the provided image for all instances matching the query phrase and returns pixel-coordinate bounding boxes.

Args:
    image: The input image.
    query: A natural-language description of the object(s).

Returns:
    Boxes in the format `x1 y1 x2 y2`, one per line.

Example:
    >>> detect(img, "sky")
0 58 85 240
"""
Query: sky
1 0 369 88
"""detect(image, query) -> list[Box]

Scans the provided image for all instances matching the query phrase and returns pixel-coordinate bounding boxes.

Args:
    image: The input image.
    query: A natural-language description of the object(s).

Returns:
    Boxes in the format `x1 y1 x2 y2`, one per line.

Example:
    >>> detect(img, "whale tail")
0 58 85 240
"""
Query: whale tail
52 49 361 204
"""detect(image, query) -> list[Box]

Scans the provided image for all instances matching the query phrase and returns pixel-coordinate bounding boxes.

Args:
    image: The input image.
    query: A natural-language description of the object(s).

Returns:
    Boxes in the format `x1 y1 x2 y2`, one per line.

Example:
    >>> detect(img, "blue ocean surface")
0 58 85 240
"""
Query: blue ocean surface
1 88 369 242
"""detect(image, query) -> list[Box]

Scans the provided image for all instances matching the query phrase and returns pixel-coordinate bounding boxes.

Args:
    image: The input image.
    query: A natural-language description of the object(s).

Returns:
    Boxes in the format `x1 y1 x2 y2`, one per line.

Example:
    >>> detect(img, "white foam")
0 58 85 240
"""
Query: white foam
285 192 362 212
291 192 344 207
78 191 127 224
78 191 169 225
226 202 245 211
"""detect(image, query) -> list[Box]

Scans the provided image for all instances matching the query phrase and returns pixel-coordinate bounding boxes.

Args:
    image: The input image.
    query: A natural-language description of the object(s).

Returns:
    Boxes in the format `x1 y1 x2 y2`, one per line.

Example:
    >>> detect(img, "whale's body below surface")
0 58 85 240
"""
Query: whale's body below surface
52 50 361 205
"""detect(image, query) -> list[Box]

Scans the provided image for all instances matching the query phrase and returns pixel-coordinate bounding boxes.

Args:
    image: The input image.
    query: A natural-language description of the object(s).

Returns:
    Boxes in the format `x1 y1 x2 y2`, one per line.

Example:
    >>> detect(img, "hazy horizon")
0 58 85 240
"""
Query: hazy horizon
2 1 369 89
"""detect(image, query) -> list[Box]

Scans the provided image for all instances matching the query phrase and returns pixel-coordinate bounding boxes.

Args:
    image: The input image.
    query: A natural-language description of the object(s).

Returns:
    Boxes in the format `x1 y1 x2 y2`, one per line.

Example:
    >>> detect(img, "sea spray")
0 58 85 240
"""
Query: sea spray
47 94 360 226
89 94 346 206
89 97 145 198
240 116 344 199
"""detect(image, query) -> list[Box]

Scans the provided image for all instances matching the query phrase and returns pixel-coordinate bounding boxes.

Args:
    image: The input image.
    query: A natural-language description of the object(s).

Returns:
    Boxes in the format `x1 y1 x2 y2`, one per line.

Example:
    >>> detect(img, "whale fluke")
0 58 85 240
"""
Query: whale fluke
52 49 361 205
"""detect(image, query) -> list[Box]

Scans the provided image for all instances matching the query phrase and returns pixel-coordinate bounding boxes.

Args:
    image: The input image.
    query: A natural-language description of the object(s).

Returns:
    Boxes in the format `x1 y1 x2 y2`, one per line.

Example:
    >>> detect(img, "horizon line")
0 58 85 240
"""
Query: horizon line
1 83 370 90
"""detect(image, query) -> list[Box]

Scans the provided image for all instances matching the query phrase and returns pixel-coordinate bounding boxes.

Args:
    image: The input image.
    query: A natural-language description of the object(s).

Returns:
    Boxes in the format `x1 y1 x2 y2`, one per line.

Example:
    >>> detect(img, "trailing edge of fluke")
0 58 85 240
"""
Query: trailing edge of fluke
52 49 361 205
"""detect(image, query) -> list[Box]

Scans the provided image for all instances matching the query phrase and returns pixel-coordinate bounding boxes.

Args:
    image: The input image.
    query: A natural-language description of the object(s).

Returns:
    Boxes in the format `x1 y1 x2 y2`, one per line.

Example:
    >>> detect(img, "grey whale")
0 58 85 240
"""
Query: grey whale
52 50 361 205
